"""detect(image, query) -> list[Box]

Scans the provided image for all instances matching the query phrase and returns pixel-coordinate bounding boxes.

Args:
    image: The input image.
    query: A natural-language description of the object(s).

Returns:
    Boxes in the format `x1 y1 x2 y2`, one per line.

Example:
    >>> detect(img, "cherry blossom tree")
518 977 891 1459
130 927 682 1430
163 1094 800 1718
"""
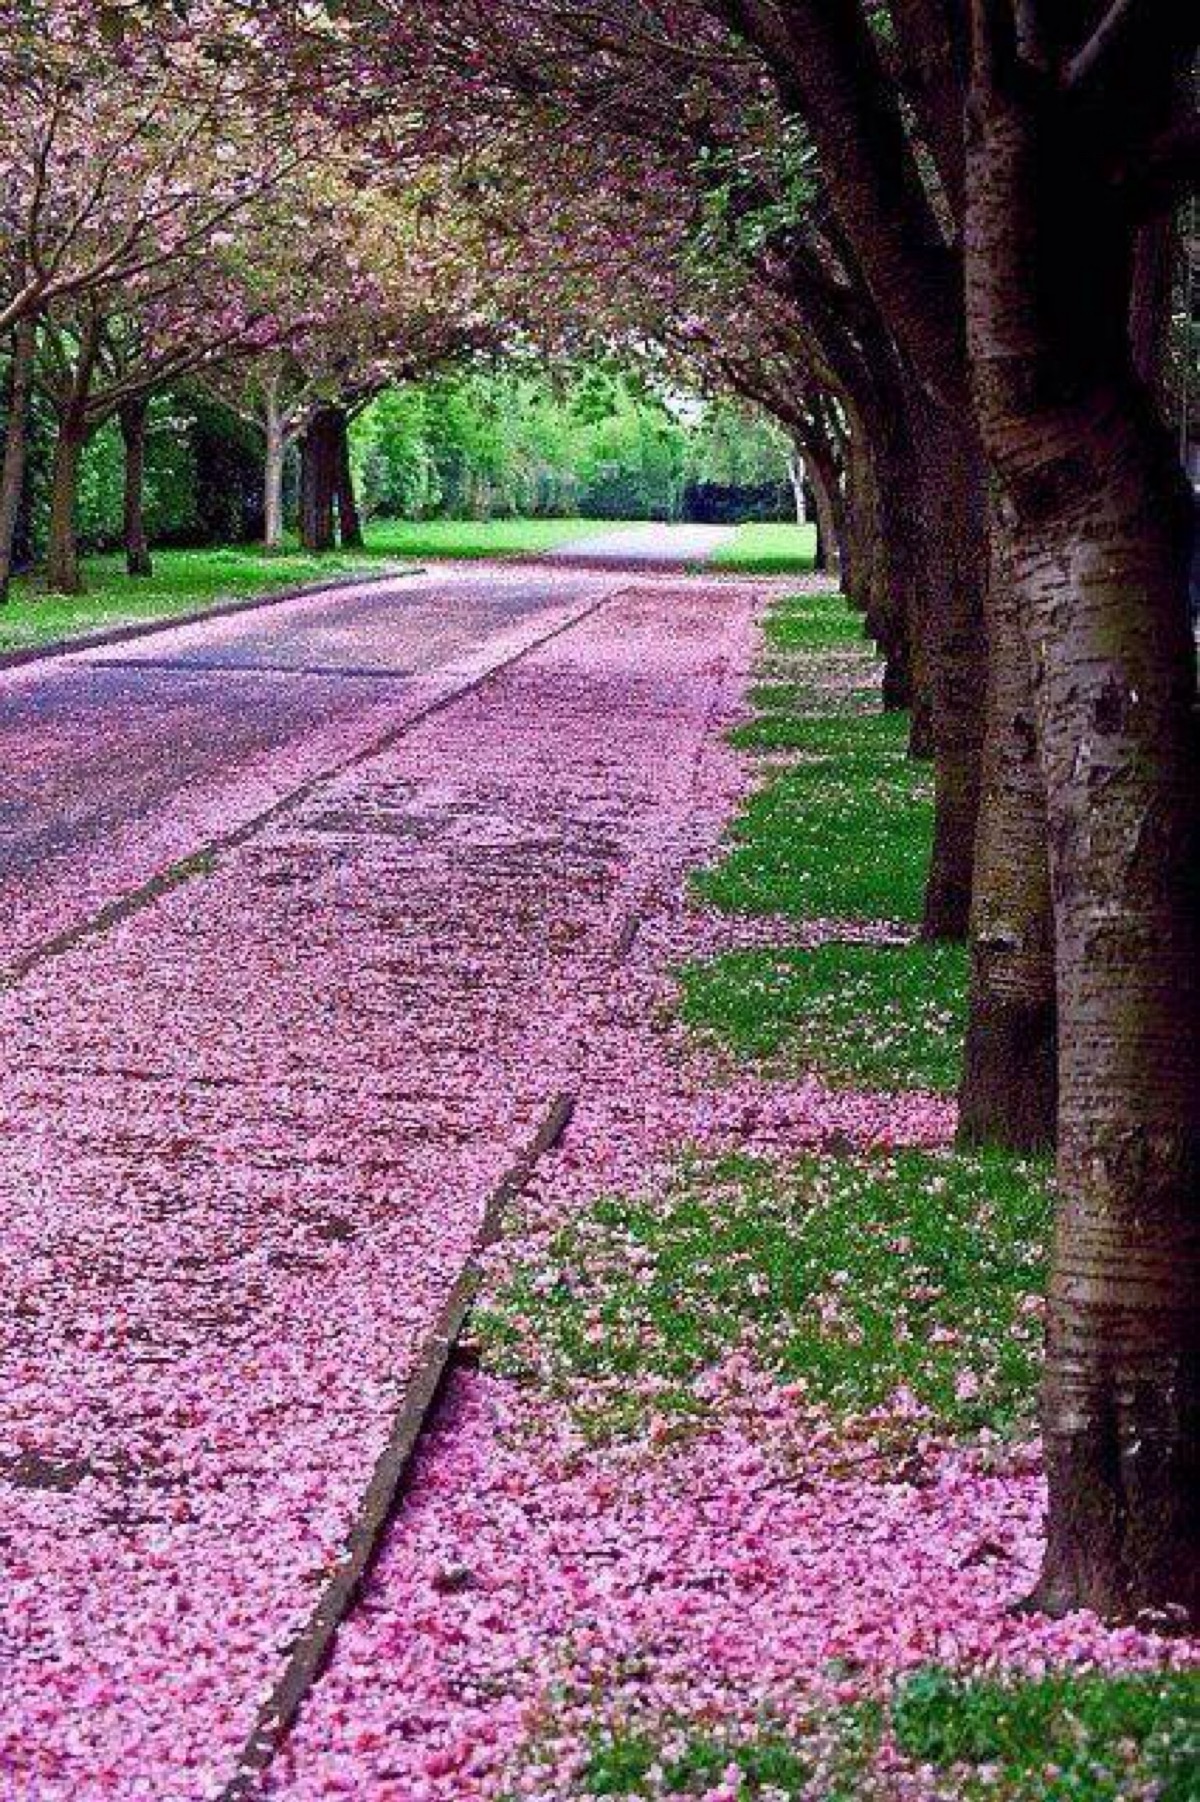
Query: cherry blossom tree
0 0 315 591
209 170 499 551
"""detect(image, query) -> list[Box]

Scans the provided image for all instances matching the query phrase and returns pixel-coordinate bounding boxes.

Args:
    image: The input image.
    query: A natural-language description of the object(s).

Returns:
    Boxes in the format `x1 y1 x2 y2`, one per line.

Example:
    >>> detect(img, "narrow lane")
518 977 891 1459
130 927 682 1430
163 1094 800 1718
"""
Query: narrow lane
0 564 757 1801
0 565 624 973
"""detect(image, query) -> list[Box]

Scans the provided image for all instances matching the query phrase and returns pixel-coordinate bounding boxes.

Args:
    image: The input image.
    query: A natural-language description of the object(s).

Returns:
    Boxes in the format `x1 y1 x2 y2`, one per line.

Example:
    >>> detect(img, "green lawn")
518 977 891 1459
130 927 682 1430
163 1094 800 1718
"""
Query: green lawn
0 517 628 656
708 521 819 574
478 1147 1051 1445
580 1670 1200 1801
364 516 629 559
693 594 933 925
0 543 391 656
678 939 968 1093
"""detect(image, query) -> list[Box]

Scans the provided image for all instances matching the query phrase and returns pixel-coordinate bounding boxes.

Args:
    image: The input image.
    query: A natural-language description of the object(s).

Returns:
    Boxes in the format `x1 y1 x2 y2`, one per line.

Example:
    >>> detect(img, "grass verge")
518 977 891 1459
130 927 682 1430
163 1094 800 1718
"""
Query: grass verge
708 522 818 575
575 1669 1200 1800
693 595 932 926
0 543 389 654
677 940 967 1093
478 1147 1051 1444
364 516 633 560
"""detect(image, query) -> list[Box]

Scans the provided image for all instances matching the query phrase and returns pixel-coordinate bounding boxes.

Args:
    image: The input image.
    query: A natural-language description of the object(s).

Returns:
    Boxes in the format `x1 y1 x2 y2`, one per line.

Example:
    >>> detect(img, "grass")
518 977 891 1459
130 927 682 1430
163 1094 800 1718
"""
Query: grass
0 542 394 655
760 589 865 651
501 585 1194 1800
693 594 933 926
478 1147 1051 1444
581 1724 848 1799
693 748 933 925
0 516 630 655
571 1671 1200 1800
889 1668 1200 1801
708 522 818 575
362 516 631 560
677 940 968 1093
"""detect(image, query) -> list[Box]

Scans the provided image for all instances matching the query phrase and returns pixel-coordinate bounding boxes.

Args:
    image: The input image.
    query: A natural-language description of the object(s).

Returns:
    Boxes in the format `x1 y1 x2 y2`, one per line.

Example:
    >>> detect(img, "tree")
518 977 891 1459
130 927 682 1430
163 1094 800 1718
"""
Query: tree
210 171 497 550
965 0 1200 1623
0 2 305 333
0 318 36 600
344 0 1200 1617
355 0 989 940
34 265 276 590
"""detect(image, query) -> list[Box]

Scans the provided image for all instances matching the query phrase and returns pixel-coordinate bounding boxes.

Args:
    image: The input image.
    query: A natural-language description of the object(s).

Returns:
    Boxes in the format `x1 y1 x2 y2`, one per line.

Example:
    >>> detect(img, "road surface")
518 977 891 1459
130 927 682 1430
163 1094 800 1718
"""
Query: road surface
546 522 736 565
0 553 757 1799
0 564 628 973
0 530 737 976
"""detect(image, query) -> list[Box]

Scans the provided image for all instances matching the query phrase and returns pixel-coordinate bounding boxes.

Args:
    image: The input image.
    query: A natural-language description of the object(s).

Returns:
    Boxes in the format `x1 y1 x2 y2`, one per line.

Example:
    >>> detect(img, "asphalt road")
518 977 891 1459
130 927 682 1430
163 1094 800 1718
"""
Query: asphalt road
0 562 633 973
0 552 752 1800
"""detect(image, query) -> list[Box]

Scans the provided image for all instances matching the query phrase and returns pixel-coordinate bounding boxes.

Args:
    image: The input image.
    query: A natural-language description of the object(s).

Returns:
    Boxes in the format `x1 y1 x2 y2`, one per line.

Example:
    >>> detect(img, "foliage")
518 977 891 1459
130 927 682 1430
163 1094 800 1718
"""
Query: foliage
352 367 792 523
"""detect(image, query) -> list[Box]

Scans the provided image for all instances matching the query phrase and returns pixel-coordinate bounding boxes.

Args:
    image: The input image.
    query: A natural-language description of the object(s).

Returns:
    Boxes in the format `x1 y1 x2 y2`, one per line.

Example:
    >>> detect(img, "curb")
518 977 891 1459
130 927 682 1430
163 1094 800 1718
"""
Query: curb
0 565 426 674
217 1092 577 1802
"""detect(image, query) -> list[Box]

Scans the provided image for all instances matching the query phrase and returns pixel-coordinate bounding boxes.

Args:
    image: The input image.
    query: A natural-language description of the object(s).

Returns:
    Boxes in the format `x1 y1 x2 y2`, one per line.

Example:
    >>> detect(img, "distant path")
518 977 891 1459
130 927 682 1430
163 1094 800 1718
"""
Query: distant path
541 522 736 567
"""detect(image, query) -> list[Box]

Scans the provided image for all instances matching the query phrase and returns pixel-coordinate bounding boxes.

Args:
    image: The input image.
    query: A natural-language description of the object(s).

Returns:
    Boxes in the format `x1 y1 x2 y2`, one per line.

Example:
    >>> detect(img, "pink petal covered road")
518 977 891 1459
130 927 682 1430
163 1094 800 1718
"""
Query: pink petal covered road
0 576 760 1799
261 594 1196 1802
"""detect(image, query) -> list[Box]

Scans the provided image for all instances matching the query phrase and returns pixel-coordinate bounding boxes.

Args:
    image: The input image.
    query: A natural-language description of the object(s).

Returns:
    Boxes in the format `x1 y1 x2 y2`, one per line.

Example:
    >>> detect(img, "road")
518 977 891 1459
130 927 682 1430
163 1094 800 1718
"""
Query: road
0 543 756 1799
0 564 626 974
0 530 738 976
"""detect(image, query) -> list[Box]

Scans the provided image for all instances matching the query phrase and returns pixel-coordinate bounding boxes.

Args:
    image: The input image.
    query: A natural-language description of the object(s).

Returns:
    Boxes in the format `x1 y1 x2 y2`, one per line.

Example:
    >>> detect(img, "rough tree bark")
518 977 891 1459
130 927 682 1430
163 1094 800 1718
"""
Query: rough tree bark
44 307 101 597
907 387 988 938
263 379 287 553
958 513 1056 1150
299 407 339 554
119 395 153 578
0 317 36 603
45 414 90 596
333 408 365 549
967 0 1200 1621
797 442 840 580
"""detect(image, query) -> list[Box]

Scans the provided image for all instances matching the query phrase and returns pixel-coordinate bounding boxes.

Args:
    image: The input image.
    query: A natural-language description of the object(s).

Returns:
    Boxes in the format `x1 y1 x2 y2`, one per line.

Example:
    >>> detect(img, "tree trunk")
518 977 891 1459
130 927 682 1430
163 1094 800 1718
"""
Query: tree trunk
908 387 988 941
45 413 89 596
844 417 917 714
119 395 153 578
958 511 1056 1151
799 444 840 582
263 393 286 552
967 4 1200 1623
333 408 364 549
299 408 338 553
1128 214 1175 405
0 317 36 603
787 450 808 524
